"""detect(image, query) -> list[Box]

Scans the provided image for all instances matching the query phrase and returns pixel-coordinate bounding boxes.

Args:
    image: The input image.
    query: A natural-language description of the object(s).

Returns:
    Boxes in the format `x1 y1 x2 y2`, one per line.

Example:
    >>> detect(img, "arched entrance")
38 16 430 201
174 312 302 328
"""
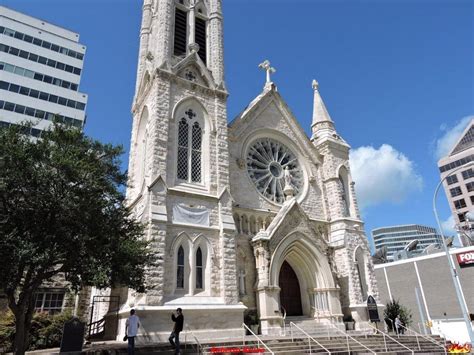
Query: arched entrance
279 261 302 316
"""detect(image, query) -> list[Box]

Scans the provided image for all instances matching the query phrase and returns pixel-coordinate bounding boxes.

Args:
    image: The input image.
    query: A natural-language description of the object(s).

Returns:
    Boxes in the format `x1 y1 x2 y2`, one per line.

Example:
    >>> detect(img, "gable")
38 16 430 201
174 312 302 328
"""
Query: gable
172 51 216 90
176 63 210 87
229 87 321 166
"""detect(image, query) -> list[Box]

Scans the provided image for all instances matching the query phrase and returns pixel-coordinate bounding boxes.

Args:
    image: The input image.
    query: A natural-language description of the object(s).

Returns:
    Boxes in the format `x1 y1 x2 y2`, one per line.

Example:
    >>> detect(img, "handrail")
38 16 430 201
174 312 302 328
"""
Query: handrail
367 322 414 354
327 323 376 354
242 323 274 355
87 317 105 338
289 322 331 354
184 324 203 354
398 323 447 354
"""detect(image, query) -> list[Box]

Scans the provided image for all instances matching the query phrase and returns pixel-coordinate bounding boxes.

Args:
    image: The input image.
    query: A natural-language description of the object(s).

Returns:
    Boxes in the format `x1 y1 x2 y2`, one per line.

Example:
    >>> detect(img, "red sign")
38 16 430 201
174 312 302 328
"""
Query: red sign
457 251 474 268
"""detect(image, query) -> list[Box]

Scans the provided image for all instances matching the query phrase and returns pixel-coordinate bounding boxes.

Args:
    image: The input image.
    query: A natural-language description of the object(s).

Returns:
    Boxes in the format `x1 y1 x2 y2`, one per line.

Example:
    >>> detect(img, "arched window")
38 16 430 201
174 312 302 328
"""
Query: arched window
338 167 351 217
176 109 202 183
196 247 203 289
355 247 368 301
134 107 148 191
177 246 185 289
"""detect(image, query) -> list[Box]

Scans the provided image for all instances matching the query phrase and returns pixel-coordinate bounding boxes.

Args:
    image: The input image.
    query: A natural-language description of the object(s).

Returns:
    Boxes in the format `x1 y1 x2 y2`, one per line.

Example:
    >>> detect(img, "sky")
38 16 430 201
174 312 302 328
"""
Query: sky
4 0 473 251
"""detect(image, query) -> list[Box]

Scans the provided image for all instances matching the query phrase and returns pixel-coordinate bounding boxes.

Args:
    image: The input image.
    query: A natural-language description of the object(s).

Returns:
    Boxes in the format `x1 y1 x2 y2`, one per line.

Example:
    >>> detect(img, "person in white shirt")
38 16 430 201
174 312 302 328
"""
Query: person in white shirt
125 309 140 355
394 315 402 335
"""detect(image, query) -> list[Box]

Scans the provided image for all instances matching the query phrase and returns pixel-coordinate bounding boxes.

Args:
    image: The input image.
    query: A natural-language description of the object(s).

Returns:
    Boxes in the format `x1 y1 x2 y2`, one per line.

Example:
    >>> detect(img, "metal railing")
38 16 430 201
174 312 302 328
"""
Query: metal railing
242 323 274 354
87 317 105 339
367 322 414 354
289 322 331 354
327 323 376 354
184 324 203 354
398 323 446 354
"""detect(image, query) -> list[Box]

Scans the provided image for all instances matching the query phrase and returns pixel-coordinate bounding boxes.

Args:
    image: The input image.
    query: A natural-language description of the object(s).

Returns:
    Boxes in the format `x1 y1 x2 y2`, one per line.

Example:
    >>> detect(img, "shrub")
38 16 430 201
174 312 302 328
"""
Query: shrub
383 299 412 330
0 310 15 352
244 309 259 326
0 310 73 352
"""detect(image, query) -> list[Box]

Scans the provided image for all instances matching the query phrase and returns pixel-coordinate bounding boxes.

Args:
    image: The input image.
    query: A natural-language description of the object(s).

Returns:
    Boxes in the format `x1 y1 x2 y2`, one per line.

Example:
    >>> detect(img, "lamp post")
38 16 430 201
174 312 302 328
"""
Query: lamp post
433 161 474 344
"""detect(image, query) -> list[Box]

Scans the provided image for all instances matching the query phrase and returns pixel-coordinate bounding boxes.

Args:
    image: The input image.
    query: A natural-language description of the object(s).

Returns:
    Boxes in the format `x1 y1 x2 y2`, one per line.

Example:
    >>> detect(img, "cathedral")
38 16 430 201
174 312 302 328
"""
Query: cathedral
115 0 379 340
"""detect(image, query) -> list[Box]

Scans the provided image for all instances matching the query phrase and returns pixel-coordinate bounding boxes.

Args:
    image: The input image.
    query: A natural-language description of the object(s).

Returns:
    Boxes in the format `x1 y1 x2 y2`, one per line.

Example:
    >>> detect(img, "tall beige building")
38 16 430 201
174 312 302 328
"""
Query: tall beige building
115 0 378 340
438 119 474 246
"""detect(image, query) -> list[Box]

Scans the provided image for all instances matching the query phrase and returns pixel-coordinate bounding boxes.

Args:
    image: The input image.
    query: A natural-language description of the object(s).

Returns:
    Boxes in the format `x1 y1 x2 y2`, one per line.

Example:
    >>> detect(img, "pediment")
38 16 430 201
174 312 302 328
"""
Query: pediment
172 52 216 89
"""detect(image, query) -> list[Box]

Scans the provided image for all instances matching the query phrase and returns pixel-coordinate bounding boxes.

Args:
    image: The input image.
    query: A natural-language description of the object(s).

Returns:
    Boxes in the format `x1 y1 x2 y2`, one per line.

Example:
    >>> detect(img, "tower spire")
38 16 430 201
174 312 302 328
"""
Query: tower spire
311 79 338 143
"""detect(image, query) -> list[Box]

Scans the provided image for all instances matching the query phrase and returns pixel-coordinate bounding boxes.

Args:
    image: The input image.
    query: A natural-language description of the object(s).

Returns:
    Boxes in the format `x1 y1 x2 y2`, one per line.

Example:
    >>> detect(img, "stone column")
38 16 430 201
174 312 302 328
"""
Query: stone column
252 236 282 335
187 1 195 54
208 0 225 86
135 0 153 94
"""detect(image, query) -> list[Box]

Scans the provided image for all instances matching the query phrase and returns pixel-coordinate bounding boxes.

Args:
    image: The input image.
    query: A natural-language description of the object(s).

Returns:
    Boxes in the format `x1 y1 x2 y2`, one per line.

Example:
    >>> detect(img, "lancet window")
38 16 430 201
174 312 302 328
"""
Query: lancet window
176 108 202 183
196 247 203 289
177 246 185 289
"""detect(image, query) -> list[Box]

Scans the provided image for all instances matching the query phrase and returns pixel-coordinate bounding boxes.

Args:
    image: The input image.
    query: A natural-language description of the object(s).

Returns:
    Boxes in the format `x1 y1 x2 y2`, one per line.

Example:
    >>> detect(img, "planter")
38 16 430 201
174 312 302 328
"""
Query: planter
345 321 355 331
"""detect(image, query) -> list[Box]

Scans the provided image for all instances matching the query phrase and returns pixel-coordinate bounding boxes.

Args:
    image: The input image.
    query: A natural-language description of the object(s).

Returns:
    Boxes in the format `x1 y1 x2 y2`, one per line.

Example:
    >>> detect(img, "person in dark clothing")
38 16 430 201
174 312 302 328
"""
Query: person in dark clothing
169 308 184 354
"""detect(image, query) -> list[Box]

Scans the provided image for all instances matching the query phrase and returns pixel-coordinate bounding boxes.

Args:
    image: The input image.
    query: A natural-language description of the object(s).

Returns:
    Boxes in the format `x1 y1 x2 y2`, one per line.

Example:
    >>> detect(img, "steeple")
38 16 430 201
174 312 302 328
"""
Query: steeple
310 80 343 145
134 0 225 97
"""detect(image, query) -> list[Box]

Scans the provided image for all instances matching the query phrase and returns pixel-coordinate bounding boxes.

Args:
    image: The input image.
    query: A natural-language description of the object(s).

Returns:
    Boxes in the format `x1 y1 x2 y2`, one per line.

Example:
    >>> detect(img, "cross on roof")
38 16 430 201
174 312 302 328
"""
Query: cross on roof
258 60 276 85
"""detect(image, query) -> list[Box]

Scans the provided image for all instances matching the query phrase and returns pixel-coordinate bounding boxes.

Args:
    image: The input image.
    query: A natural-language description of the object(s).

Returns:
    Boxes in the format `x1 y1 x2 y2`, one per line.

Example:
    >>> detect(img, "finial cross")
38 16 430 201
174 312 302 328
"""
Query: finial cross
258 60 276 84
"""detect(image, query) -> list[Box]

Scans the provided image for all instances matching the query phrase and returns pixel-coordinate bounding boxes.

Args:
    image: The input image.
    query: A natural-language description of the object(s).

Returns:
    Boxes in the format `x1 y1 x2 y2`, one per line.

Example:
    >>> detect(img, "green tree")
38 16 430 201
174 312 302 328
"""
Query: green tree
0 124 155 354
383 299 413 330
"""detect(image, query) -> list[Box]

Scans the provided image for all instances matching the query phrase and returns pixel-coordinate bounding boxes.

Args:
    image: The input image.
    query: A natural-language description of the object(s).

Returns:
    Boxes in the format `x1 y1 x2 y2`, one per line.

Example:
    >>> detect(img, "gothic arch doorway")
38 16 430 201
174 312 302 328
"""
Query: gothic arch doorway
279 261 303 316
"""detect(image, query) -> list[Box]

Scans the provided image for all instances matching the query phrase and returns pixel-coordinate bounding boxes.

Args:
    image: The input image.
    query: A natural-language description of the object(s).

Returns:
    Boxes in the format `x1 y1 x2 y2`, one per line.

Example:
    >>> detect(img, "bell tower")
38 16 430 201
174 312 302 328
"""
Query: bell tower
121 0 243 342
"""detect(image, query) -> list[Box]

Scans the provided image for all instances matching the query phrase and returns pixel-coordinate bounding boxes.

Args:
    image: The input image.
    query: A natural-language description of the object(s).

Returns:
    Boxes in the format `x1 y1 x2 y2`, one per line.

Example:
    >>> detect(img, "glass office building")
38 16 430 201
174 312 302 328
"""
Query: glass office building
372 224 443 261
0 6 87 136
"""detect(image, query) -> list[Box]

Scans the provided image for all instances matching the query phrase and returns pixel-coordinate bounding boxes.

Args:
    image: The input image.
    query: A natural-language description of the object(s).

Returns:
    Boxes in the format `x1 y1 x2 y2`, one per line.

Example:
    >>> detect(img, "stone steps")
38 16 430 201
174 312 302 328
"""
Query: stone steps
199 335 446 354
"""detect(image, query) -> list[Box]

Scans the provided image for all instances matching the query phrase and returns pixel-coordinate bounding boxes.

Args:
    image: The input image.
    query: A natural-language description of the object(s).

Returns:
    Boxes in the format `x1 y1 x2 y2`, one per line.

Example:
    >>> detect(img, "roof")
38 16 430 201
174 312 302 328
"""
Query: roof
448 118 474 156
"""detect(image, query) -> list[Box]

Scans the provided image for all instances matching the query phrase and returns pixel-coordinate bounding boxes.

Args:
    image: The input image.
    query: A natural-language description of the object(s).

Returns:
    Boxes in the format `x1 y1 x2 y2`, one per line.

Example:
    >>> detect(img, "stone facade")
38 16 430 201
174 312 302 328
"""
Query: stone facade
114 0 379 340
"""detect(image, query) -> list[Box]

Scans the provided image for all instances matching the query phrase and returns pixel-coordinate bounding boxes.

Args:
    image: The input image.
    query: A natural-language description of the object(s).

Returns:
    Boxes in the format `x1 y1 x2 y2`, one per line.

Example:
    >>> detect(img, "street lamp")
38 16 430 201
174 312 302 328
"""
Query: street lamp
433 161 474 344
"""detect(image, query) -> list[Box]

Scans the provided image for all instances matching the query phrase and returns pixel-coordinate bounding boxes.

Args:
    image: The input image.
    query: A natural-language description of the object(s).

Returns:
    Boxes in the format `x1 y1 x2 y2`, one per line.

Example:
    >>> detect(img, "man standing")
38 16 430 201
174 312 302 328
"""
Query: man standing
394 315 402 335
169 308 184 354
125 309 140 355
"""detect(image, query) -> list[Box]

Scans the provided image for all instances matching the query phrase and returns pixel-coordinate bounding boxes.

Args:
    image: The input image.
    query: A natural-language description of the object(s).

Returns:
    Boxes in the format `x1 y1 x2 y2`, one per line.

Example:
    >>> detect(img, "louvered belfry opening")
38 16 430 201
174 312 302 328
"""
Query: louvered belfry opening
174 8 187 56
195 17 206 64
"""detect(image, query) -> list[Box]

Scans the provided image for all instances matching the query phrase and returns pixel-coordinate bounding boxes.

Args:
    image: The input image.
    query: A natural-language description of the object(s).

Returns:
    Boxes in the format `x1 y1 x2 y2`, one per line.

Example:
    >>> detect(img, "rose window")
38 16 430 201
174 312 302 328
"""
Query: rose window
246 138 303 204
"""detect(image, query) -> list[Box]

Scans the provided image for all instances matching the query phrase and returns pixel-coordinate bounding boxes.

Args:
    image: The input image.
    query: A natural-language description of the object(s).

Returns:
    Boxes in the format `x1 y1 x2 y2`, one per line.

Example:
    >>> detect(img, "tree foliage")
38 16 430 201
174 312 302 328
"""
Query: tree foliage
383 299 413 330
0 309 74 352
0 124 155 353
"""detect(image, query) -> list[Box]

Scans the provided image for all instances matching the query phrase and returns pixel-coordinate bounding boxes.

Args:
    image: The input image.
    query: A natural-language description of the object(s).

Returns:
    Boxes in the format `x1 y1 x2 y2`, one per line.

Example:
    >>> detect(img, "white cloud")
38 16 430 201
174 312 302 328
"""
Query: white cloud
441 215 456 235
349 144 423 209
434 116 473 160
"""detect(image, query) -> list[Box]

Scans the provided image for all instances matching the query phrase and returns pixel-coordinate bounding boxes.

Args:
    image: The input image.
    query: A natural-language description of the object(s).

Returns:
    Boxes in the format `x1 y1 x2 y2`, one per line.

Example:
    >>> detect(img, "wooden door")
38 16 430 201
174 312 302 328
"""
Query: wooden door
279 261 303 316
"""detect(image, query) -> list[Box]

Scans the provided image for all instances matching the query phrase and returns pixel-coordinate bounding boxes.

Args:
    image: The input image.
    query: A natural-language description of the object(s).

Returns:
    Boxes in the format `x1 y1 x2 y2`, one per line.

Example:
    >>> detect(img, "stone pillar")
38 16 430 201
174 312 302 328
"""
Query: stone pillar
208 0 225 86
187 2 195 53
154 0 173 67
135 0 153 94
252 237 282 335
